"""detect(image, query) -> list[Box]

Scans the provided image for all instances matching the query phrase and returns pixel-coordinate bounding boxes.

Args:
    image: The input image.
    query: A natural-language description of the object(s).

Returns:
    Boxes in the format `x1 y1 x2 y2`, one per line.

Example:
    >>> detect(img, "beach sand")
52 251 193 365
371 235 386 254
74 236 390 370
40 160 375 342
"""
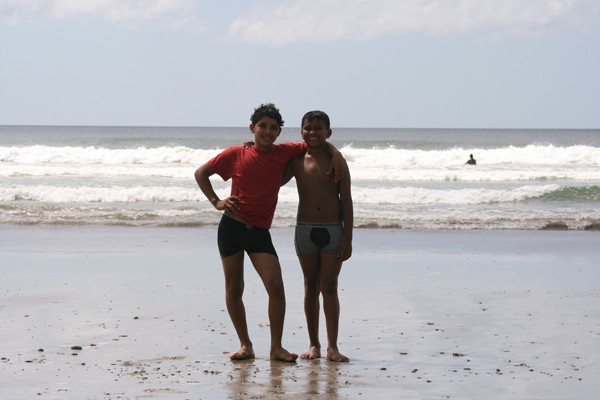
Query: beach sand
1 225 599 399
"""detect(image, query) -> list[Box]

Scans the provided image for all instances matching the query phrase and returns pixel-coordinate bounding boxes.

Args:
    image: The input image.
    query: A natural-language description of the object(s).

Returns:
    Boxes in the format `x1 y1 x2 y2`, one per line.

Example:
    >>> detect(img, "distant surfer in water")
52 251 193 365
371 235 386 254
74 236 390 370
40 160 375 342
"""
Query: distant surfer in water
466 154 476 165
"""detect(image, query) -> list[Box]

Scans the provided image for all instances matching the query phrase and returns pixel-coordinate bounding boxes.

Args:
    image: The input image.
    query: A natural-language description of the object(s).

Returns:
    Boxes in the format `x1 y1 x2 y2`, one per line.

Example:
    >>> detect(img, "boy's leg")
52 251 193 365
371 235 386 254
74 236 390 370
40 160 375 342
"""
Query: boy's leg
297 253 322 359
320 254 349 362
248 252 298 362
222 250 255 360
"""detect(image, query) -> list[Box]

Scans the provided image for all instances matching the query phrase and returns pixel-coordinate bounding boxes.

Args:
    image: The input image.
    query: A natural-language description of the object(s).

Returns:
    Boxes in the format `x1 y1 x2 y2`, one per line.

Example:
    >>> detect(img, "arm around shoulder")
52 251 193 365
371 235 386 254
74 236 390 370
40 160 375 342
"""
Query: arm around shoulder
281 158 298 186
324 142 349 182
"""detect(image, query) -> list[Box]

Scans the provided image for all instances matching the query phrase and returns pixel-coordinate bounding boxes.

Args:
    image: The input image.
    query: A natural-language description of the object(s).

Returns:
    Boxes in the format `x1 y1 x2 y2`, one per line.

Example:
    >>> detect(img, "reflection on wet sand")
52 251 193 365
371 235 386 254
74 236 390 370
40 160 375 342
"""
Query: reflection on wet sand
225 359 346 399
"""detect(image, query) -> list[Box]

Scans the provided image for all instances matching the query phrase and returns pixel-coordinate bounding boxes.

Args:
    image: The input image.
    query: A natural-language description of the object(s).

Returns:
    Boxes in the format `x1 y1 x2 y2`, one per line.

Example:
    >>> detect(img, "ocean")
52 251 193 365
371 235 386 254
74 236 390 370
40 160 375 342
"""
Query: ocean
1 125 599 230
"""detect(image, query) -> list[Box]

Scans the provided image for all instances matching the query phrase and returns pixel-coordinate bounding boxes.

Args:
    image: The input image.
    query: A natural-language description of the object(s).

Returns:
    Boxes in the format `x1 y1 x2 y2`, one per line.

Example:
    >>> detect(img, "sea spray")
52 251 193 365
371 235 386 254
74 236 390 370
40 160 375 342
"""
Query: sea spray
2 126 599 229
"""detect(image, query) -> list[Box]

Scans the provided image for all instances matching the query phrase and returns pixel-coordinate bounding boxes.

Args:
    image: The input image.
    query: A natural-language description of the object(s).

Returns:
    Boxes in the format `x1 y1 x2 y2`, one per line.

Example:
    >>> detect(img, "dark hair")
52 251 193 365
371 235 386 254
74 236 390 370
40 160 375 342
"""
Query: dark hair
301 110 330 130
250 103 284 127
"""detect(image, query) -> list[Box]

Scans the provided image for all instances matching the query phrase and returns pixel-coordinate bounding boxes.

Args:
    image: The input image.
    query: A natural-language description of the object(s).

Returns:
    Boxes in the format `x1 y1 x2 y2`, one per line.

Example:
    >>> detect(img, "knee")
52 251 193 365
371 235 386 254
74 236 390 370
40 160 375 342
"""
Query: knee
320 278 338 296
304 277 320 294
225 279 244 298
264 278 285 298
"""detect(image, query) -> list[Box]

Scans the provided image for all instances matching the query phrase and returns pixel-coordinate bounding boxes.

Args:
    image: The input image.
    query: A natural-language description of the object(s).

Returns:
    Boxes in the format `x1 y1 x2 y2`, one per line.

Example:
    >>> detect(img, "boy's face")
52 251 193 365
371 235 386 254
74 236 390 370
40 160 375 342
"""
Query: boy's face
301 118 331 149
250 117 281 151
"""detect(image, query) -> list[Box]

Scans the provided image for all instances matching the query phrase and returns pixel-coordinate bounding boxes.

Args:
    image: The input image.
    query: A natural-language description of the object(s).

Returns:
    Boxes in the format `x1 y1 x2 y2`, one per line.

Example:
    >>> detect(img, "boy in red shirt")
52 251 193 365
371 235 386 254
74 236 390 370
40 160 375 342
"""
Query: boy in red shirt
195 103 345 362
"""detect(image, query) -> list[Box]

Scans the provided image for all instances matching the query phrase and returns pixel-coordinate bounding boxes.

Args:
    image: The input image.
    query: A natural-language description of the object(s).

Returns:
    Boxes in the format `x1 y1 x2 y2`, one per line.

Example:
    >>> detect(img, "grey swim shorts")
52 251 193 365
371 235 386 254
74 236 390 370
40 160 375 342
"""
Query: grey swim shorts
294 221 344 256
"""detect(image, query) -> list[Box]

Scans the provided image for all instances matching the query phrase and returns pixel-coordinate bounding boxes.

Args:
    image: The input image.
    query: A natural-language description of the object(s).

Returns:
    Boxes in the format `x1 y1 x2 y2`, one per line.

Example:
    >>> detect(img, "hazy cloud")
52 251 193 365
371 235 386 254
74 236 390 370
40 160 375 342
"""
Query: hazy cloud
2 0 597 42
0 0 202 30
228 0 600 46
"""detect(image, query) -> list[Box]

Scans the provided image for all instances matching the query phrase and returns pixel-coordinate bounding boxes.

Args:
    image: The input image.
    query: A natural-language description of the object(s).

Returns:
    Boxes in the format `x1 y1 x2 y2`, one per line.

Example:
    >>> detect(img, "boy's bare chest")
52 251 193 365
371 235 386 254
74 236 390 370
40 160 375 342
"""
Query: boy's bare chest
298 157 334 185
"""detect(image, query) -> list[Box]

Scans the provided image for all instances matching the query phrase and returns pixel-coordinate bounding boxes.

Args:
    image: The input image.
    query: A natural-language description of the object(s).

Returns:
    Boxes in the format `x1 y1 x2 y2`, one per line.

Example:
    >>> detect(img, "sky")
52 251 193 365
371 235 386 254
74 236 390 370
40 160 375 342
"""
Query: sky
1 0 599 129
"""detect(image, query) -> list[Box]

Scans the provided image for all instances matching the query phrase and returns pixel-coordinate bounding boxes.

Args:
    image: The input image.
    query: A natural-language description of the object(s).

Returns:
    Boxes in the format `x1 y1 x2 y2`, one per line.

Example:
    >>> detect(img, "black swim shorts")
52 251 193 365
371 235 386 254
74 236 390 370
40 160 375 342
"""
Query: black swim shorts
217 214 277 258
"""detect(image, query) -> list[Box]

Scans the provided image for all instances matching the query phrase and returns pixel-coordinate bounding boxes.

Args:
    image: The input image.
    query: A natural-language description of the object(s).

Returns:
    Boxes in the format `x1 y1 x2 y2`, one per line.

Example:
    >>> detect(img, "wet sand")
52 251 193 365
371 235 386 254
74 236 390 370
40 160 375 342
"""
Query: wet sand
1 225 599 399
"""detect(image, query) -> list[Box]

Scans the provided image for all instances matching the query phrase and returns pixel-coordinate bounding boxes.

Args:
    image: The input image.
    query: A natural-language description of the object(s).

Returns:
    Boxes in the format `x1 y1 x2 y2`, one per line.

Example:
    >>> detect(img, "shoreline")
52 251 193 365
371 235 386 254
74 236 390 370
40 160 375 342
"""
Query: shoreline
3 223 600 251
1 225 599 399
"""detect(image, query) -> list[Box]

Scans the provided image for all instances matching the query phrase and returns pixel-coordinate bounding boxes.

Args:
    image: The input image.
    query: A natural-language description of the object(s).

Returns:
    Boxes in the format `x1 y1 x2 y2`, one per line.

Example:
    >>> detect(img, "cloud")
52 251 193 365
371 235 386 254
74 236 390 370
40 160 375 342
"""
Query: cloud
0 0 203 30
228 0 600 46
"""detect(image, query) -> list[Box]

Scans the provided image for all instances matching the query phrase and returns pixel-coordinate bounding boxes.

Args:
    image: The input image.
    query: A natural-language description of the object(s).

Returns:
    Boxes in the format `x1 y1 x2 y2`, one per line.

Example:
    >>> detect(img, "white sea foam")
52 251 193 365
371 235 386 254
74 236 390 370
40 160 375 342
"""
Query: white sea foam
342 144 600 182
3 143 599 167
0 184 560 205
0 164 194 179
0 185 228 203
2 183 563 206
341 144 600 166
0 145 217 166
279 184 562 205
2 144 600 182
2 128 600 229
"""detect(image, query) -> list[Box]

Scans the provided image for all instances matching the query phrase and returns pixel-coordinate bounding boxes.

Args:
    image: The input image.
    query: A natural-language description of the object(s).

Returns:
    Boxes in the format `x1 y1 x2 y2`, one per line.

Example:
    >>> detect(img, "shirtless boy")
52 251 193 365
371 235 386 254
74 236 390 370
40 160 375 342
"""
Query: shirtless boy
283 110 353 362
194 104 346 362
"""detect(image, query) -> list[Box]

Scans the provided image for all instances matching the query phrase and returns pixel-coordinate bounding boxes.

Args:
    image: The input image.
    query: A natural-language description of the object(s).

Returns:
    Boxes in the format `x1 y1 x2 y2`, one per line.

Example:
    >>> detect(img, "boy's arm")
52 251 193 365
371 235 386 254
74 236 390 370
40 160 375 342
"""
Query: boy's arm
194 163 240 215
324 142 348 183
337 173 354 261
281 155 303 186
281 161 294 186
249 141 345 182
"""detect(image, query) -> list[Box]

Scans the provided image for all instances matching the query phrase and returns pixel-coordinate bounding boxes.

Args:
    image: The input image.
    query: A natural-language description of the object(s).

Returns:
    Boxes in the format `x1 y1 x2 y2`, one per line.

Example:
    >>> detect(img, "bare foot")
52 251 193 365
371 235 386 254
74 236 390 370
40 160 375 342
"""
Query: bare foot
300 345 321 360
327 347 349 362
270 346 298 362
230 345 255 361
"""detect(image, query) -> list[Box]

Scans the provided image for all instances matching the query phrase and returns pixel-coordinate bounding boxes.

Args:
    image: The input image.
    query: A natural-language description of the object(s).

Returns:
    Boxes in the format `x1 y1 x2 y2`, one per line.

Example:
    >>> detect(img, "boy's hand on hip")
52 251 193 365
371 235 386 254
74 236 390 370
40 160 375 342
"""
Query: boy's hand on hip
216 196 240 214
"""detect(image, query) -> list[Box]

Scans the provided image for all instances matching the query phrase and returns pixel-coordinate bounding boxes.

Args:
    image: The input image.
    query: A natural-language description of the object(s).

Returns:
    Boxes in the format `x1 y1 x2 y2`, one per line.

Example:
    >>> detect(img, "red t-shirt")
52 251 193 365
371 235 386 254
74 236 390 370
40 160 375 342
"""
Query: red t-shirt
208 142 307 229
